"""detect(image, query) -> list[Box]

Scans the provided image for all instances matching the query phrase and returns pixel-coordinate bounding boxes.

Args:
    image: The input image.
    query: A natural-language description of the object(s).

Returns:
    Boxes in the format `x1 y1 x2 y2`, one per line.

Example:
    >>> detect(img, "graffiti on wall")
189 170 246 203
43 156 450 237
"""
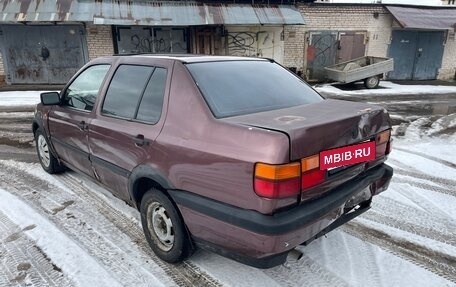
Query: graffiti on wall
131 35 169 53
227 32 257 56
227 31 275 57
308 34 337 67
117 28 187 54
307 33 338 79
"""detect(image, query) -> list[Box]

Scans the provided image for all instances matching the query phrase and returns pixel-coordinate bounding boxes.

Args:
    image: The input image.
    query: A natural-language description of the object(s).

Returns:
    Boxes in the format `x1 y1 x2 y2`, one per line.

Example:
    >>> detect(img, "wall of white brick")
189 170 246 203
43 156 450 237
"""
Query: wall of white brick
0 52 4 86
86 24 114 60
284 4 393 77
439 32 456 80
0 52 4 75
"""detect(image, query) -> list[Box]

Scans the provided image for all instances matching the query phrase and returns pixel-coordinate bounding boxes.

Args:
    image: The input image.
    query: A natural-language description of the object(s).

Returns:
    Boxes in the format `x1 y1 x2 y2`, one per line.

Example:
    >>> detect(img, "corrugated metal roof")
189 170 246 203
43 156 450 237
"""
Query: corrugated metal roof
386 6 456 30
0 1 305 25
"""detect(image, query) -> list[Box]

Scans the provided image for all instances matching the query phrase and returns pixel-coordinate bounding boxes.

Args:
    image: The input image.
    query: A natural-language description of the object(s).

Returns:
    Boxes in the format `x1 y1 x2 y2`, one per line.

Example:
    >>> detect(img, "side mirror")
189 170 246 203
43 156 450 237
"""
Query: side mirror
40 92 60 105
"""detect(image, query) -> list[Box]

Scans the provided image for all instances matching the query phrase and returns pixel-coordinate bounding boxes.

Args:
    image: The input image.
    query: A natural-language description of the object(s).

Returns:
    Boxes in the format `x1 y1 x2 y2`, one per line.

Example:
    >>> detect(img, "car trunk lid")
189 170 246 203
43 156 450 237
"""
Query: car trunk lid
223 99 390 161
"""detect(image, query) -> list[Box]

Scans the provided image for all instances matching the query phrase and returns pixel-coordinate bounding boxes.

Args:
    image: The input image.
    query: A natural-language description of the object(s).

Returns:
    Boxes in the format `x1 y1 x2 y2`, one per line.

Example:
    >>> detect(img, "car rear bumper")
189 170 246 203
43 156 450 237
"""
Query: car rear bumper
170 163 393 268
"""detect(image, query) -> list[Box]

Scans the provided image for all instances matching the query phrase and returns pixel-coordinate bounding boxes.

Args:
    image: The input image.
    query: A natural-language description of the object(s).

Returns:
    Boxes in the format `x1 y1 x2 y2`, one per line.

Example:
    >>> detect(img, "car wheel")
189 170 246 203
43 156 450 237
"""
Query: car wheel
140 190 193 263
35 129 64 174
364 76 380 89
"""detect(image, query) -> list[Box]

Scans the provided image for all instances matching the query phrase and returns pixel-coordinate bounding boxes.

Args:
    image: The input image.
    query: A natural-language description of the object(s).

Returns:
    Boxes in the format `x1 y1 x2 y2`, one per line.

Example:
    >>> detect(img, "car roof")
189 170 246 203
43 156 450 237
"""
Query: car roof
111 54 270 63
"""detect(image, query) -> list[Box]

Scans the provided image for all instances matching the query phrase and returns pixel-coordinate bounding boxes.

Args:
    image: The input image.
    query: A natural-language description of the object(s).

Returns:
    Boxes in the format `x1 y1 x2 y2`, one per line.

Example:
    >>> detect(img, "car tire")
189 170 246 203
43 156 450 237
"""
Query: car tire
35 129 64 174
364 76 380 89
140 190 193 263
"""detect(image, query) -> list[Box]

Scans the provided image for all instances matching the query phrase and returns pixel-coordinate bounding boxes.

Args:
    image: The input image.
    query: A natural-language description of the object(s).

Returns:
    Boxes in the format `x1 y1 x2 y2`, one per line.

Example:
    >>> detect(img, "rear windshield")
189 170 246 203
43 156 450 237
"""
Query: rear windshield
186 60 323 118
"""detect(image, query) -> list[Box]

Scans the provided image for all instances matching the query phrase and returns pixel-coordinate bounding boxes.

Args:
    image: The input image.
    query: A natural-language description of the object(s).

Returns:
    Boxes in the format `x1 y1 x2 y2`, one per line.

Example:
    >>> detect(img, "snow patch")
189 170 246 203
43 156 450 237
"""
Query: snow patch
191 250 282 287
70 171 141 223
427 114 456 137
315 81 456 96
393 114 456 143
357 217 456 259
0 160 76 195
0 111 34 118
0 189 127 287
299 230 452 287
390 146 455 179
0 91 56 107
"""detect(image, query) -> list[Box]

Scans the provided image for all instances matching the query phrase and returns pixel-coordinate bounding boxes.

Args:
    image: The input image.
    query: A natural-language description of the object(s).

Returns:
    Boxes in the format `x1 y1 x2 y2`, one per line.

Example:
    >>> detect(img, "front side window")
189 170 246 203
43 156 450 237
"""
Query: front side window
186 61 323 118
62 65 110 111
102 65 167 123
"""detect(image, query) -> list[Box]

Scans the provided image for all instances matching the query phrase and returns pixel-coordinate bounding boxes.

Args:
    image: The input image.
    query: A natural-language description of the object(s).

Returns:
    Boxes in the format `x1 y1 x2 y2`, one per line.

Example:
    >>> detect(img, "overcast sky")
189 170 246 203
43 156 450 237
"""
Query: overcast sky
328 0 442 5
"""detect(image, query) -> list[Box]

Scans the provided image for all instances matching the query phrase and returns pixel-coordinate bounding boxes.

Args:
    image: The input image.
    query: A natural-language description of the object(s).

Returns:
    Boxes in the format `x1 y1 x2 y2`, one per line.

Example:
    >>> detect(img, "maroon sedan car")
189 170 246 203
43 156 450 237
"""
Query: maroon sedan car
33 55 393 268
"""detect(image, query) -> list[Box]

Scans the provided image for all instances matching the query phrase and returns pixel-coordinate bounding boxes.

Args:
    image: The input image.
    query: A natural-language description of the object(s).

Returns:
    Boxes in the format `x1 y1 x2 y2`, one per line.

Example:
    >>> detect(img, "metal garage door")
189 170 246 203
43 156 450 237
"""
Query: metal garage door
337 32 366 63
306 31 366 81
388 30 444 80
307 31 338 80
0 25 88 84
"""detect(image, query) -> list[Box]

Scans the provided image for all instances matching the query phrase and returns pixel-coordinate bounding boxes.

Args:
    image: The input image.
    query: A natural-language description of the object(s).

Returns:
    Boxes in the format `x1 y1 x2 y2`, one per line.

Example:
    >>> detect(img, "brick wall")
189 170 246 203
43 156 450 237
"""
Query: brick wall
283 25 306 71
0 52 4 75
86 24 114 60
0 52 5 86
439 32 456 80
284 4 393 76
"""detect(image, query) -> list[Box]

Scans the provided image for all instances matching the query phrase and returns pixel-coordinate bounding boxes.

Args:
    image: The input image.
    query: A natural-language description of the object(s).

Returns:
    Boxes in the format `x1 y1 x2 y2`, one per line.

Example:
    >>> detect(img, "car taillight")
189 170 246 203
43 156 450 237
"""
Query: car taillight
254 162 301 198
254 155 327 199
376 129 392 157
301 155 326 190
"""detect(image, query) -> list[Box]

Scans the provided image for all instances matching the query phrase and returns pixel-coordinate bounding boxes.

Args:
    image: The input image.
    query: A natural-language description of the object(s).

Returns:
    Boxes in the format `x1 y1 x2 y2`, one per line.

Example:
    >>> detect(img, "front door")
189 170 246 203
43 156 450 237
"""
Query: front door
388 30 444 80
88 59 170 200
48 64 111 176
196 29 216 55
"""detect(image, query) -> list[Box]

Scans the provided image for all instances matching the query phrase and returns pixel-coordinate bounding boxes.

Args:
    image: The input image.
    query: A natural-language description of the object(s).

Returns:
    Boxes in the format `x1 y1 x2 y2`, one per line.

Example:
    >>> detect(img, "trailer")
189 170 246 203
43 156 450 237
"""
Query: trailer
324 56 394 89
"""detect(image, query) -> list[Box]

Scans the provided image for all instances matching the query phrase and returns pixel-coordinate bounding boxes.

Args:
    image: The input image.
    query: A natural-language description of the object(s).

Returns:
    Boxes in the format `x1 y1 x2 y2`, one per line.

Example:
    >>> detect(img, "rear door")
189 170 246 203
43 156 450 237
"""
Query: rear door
48 64 111 176
88 59 171 200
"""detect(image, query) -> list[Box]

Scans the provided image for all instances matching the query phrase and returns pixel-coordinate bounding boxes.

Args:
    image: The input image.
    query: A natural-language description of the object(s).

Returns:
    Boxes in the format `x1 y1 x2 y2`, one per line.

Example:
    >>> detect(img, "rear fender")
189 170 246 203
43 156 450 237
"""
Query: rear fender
128 165 175 208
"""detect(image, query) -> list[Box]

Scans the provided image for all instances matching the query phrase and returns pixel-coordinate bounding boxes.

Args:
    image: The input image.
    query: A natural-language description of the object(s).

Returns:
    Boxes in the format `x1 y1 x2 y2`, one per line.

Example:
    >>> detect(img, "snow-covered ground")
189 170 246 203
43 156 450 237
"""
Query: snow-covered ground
0 91 56 109
315 81 456 96
1 81 456 108
0 90 455 287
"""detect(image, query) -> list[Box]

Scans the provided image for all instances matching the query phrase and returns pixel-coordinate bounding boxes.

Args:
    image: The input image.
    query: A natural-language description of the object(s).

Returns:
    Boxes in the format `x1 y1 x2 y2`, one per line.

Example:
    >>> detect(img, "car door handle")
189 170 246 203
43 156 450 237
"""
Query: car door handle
76 121 87 131
132 134 149 147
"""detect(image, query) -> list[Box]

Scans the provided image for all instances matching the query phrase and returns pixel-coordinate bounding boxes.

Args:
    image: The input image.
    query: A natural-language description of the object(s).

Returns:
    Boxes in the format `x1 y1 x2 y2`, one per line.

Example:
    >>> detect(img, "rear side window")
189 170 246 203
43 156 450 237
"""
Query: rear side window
62 65 110 111
102 65 154 118
186 61 323 118
102 65 167 123
136 68 167 124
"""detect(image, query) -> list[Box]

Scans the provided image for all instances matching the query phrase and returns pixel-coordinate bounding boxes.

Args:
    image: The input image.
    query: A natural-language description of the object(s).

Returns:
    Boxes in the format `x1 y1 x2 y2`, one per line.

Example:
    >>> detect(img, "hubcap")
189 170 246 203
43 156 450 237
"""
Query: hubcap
37 135 50 168
367 77 378 86
147 202 174 251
